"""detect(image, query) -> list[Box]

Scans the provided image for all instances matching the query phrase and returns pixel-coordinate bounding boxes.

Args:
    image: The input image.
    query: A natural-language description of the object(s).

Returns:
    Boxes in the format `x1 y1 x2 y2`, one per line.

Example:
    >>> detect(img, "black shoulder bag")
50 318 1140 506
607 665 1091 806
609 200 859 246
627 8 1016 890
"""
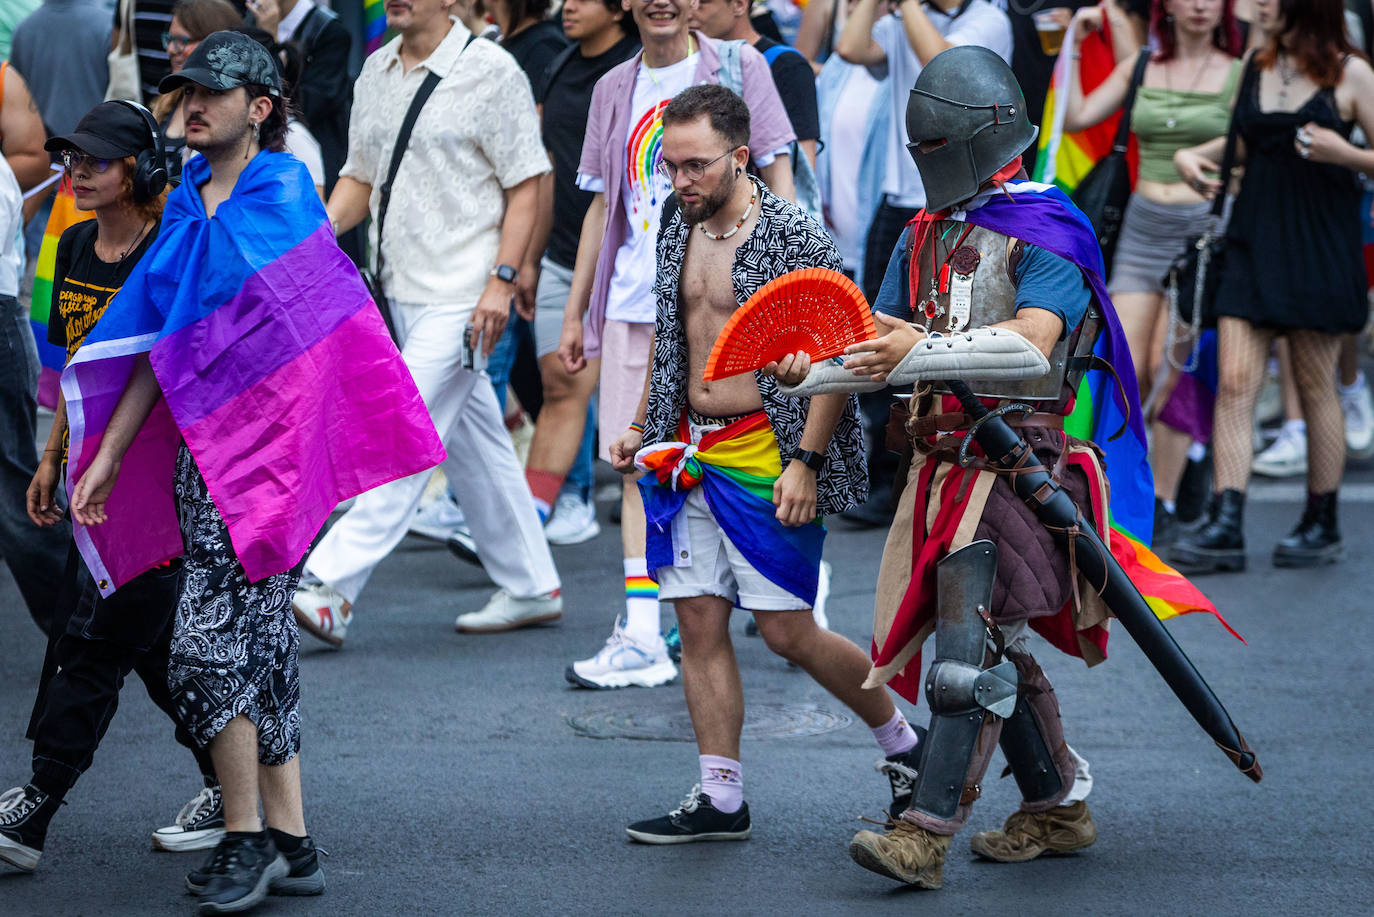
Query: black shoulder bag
1071 48 1150 280
363 35 475 336
1163 53 1256 348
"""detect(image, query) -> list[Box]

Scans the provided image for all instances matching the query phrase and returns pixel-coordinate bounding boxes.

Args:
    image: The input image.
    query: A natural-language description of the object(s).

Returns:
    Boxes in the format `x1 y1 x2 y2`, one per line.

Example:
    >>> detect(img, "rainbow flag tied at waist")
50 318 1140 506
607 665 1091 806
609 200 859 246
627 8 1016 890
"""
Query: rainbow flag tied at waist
636 411 824 607
62 152 445 596
873 184 1234 680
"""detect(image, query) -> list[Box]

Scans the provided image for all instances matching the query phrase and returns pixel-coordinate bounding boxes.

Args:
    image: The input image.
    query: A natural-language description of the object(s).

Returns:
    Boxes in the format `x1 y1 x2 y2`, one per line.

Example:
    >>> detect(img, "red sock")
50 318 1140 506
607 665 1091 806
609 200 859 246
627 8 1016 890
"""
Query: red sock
526 468 565 512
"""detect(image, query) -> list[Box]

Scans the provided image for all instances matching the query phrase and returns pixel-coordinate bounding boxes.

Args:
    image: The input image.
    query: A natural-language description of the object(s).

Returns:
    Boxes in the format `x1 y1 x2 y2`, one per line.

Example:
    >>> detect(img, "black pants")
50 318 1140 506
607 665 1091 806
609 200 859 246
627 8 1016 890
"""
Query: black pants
0 295 70 636
26 546 214 798
862 199 919 306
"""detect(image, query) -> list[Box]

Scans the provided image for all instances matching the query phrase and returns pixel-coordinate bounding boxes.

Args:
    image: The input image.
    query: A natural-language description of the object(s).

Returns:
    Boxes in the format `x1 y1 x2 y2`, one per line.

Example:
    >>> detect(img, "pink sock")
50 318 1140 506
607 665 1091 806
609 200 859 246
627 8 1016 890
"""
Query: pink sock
872 709 919 758
699 755 743 813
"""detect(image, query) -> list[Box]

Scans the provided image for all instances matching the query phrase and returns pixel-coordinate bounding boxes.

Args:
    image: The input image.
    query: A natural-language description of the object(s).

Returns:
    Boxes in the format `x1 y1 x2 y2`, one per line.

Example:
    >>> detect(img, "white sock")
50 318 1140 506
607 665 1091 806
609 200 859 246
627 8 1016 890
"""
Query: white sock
1161 498 1177 515
699 755 743 813
623 558 660 644
1187 440 1207 462
1282 418 1307 436
871 709 920 758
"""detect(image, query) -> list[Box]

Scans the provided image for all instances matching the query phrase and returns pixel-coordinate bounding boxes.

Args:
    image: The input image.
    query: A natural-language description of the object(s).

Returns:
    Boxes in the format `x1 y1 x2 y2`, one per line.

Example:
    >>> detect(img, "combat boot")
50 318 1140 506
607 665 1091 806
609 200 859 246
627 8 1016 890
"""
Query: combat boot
968 800 1096 863
1169 489 1246 572
1272 491 1342 568
849 820 951 888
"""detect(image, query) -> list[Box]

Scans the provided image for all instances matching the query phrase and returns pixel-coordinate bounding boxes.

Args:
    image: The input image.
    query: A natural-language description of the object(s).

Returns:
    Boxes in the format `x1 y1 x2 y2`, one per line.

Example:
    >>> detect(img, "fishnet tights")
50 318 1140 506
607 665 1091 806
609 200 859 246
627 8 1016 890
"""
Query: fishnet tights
1213 318 1345 493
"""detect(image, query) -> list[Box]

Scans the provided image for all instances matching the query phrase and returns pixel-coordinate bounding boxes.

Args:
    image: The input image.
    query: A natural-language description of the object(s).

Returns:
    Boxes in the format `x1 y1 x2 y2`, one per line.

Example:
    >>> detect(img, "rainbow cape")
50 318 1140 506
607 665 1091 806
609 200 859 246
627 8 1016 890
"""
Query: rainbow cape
62 151 444 596
953 181 1232 635
636 412 824 606
29 179 94 409
1033 19 1136 192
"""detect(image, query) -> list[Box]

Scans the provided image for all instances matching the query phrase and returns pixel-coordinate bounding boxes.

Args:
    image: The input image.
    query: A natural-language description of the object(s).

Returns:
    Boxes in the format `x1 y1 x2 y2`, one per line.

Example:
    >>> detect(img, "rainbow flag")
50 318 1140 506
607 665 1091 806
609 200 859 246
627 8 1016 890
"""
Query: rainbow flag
62 152 444 595
637 411 824 606
29 179 94 409
1034 19 1137 192
957 181 1230 632
364 0 387 54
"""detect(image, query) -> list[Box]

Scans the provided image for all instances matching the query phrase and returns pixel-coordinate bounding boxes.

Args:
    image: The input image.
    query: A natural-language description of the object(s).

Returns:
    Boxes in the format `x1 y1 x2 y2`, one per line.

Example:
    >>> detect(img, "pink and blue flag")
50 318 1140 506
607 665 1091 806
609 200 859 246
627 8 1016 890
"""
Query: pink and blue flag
62 152 445 595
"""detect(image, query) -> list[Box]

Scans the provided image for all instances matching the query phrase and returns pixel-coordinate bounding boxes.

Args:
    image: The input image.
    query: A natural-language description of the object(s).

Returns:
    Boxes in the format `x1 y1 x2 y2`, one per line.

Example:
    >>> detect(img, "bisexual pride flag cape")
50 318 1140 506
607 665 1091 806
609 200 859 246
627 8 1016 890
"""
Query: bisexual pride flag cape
949 181 1231 633
62 152 445 595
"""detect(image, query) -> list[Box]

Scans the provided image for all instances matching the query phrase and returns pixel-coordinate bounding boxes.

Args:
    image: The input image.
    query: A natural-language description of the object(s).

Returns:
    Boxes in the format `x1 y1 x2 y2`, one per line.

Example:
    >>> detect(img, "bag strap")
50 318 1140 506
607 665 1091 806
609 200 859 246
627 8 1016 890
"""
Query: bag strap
1210 53 1256 218
1111 49 1151 155
375 34 475 272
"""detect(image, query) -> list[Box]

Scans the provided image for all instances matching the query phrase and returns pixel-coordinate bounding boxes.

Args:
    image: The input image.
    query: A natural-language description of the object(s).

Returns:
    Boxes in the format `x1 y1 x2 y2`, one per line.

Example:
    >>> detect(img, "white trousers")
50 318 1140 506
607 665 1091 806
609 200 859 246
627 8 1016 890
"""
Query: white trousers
305 299 559 603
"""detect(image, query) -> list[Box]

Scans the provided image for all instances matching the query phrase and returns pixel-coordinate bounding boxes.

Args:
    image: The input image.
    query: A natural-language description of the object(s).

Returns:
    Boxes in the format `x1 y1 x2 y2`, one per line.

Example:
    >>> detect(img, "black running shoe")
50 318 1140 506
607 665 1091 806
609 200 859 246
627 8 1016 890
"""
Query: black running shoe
625 786 751 844
0 785 58 872
193 832 288 915
879 726 927 819
445 529 481 567
268 833 326 896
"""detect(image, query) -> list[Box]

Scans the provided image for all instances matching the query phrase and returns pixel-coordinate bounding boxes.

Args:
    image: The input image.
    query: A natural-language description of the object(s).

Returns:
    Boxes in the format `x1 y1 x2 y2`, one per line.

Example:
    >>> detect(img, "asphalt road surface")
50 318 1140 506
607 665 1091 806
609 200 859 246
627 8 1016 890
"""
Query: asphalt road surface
3 465 1372 917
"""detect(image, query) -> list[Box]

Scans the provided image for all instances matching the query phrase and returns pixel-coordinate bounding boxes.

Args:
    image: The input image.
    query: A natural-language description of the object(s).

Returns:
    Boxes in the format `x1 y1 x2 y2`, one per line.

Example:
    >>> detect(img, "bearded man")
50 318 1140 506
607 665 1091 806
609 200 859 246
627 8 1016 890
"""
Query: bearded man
609 84 926 843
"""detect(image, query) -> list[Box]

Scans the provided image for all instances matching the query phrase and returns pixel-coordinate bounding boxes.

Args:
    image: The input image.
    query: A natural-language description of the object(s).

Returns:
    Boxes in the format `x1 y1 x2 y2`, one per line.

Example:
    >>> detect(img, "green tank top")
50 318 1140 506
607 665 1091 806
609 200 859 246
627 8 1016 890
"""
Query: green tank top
1130 59 1243 184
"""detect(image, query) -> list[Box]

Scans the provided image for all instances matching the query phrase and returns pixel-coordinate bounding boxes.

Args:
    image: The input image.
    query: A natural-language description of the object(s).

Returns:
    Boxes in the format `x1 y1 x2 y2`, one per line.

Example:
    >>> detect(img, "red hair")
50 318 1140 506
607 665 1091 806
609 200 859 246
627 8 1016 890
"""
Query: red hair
1150 0 1243 62
1255 0 1365 88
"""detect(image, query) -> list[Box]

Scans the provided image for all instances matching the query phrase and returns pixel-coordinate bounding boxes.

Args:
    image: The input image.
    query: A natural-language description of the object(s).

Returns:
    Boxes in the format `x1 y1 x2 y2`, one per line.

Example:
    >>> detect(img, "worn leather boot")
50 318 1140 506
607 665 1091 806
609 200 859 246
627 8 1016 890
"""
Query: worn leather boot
1272 491 1343 568
1168 489 1246 572
969 800 1097 863
849 820 951 888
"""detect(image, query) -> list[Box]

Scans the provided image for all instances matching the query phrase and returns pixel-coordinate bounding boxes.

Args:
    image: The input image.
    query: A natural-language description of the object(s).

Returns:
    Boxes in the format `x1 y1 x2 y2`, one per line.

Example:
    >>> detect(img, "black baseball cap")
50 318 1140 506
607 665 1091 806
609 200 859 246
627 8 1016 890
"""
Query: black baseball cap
45 101 154 158
158 30 283 96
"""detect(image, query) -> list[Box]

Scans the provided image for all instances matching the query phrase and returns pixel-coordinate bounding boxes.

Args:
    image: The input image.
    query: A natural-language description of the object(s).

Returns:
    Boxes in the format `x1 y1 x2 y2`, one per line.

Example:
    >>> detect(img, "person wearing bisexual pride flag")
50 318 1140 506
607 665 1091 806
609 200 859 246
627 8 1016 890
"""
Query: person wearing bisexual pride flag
60 32 444 914
776 45 1235 889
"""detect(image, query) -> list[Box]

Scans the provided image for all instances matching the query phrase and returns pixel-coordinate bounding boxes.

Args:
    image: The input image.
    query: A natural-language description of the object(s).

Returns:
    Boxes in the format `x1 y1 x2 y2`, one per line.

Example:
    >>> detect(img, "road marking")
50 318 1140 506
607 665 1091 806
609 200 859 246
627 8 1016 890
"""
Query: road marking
1248 482 1374 503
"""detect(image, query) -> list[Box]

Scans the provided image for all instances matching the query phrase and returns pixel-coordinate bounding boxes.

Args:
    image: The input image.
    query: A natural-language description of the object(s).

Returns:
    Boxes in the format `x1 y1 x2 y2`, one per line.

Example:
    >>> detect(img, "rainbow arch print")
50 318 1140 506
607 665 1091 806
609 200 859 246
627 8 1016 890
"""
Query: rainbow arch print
626 100 668 231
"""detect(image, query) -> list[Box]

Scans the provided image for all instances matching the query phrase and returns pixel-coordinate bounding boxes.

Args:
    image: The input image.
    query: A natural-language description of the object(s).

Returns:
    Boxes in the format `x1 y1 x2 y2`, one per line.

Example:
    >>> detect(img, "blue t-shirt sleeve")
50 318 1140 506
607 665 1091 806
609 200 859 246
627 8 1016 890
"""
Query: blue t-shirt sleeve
1014 244 1091 338
872 226 912 320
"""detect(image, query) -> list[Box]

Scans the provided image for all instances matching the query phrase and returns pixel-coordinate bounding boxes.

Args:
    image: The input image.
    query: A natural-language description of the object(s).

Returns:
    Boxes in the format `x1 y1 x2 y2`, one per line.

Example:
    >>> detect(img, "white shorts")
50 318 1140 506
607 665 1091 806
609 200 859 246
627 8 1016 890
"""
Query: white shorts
655 489 812 612
597 319 654 463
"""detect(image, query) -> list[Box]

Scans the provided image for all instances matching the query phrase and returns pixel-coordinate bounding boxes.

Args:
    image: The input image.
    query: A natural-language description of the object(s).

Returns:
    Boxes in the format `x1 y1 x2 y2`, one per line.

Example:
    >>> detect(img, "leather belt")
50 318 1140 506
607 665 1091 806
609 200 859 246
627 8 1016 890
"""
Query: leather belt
904 411 1064 440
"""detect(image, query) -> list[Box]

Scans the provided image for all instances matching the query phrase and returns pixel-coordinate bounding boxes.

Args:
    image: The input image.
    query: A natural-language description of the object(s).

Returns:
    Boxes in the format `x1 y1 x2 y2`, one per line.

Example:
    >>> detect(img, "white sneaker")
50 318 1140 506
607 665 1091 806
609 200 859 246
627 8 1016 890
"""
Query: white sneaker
292 582 352 648
565 618 678 689
1341 379 1374 457
150 784 225 852
409 493 466 541
455 588 562 633
812 560 832 631
1252 423 1308 478
544 492 601 545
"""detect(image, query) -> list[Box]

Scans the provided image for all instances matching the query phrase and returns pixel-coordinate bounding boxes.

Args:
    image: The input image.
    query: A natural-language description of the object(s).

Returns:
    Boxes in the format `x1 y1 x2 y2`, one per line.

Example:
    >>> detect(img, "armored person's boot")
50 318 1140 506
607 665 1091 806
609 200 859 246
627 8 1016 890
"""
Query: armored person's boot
849 821 952 889
969 800 1096 862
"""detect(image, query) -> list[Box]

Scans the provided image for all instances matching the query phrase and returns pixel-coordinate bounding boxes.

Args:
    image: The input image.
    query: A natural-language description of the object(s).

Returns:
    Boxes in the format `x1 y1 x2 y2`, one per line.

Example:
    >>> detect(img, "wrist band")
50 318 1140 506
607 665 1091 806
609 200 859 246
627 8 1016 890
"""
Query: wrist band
628 421 645 433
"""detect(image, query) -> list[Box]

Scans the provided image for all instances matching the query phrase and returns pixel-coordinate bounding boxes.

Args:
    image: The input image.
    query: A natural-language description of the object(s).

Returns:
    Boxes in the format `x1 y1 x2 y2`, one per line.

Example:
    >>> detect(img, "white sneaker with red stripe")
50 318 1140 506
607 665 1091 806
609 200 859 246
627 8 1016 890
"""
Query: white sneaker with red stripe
292 582 352 648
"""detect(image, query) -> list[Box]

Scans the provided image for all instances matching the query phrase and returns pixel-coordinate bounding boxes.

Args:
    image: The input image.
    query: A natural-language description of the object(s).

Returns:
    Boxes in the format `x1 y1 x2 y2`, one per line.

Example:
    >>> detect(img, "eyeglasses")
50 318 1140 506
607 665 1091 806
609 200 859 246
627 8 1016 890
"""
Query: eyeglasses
162 32 194 52
61 151 114 173
656 148 736 183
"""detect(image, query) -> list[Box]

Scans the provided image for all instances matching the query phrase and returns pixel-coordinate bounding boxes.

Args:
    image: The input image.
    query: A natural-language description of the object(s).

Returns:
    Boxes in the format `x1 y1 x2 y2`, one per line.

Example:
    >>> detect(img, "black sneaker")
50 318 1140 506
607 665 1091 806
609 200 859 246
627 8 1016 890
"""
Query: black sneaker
188 832 326 897
193 832 288 915
879 726 927 819
267 832 326 896
625 786 751 844
0 785 58 872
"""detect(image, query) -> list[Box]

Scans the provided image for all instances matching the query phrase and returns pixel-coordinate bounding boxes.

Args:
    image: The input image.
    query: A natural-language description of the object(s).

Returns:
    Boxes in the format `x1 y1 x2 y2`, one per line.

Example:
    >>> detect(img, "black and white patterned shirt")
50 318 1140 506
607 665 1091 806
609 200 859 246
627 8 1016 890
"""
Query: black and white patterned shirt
644 182 868 516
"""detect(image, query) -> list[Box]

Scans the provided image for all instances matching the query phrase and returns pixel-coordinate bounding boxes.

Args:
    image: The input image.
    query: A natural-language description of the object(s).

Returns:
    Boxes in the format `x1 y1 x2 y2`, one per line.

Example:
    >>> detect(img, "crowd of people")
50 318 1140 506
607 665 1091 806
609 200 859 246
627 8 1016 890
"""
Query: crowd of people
0 0 1369 912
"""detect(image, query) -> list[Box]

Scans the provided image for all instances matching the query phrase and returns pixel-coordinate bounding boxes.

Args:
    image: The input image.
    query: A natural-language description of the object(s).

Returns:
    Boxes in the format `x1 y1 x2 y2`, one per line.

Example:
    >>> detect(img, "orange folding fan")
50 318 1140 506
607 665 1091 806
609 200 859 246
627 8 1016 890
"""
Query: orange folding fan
702 268 877 381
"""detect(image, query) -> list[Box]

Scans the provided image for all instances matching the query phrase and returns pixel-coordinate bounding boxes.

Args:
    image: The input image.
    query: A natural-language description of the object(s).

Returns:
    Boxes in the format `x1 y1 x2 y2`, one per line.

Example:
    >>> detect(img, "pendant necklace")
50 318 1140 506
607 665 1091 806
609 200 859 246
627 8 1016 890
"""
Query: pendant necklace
698 179 757 241
1276 52 1295 107
1164 49 1213 130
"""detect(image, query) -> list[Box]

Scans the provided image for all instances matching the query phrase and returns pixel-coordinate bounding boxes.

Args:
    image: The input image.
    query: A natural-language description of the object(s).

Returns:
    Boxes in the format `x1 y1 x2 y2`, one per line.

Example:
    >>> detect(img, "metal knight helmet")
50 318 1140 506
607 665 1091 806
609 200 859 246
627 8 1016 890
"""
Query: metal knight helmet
905 45 1038 214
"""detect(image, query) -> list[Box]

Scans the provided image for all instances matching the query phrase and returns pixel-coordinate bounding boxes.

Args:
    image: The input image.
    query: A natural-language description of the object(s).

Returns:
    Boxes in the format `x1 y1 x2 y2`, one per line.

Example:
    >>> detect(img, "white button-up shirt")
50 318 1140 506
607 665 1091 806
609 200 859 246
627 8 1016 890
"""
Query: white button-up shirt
341 19 549 307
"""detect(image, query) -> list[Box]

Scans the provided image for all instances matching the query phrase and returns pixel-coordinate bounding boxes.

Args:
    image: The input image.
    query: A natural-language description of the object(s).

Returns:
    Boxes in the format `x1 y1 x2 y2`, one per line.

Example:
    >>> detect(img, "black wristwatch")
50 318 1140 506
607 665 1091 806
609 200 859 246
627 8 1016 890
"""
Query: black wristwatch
793 449 825 472
490 264 518 284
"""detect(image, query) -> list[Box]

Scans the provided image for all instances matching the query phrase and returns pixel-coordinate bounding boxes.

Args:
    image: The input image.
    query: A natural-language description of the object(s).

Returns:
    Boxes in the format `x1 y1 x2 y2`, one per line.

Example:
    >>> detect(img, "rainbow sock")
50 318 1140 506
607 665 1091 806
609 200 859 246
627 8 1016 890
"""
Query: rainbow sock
624 558 659 643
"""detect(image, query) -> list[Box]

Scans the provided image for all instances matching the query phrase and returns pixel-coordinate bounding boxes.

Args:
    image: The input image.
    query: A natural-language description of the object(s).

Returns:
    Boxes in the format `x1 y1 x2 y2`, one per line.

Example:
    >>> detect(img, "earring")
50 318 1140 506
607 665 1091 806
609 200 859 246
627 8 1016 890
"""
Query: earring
253 121 261 144
736 167 742 176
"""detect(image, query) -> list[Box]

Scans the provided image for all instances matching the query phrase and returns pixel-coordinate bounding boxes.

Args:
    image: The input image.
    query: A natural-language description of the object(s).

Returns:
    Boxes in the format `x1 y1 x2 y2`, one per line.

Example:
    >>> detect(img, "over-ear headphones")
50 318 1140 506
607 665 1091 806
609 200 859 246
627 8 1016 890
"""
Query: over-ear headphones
112 99 168 203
